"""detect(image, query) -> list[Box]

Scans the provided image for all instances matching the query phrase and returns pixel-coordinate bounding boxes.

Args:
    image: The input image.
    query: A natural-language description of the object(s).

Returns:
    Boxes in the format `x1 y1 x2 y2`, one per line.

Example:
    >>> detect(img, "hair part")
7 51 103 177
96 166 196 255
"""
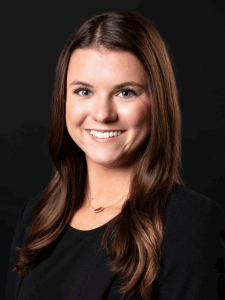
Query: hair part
15 11 183 299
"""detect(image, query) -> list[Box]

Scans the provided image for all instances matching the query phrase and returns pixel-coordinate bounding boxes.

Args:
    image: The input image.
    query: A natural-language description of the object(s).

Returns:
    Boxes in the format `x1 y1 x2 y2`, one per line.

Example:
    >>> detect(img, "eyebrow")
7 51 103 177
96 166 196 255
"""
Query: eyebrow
69 80 147 90
70 81 92 88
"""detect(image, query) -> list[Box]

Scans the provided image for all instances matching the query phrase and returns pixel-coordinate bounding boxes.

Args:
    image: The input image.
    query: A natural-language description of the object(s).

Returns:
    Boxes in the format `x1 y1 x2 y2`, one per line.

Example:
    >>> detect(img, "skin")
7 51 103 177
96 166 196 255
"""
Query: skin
66 47 151 229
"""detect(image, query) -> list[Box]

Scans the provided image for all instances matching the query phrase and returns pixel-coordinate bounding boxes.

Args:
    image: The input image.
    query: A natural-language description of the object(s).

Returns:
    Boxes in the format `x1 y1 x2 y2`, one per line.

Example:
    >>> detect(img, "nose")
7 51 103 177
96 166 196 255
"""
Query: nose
90 94 118 123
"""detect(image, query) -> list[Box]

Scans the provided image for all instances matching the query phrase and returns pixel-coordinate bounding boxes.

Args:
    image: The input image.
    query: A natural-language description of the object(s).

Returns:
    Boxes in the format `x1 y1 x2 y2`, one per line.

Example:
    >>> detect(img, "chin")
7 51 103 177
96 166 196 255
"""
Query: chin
88 158 120 168
85 152 125 168
86 151 140 169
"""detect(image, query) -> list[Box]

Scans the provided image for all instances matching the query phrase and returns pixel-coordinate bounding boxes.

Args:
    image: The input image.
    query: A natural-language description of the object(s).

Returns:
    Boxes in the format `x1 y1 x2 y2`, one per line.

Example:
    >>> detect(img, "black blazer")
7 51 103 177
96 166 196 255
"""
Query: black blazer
6 185 225 299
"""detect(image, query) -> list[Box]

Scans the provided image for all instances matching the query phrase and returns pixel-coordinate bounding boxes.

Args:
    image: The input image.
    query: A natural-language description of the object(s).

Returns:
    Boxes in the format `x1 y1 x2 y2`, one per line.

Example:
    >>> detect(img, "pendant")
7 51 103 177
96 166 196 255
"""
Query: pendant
94 207 104 213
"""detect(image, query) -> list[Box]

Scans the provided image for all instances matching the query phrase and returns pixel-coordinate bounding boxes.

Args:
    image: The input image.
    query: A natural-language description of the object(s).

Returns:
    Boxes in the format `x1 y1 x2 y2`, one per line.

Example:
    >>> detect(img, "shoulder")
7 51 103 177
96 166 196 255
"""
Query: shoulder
165 184 224 236
162 184 225 271
163 184 225 248
18 192 42 225
9 192 42 251
155 185 225 299
13 192 42 244
167 184 223 214
6 193 42 300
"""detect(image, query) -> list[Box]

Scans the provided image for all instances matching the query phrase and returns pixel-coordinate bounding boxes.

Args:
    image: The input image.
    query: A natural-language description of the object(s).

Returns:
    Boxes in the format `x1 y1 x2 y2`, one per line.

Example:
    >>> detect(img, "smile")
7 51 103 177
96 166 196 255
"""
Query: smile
89 130 122 139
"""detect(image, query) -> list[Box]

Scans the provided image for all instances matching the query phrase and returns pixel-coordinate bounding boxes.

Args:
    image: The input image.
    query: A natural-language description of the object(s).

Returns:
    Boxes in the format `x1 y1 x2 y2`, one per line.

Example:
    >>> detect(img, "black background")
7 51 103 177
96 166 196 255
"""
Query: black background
1 0 225 297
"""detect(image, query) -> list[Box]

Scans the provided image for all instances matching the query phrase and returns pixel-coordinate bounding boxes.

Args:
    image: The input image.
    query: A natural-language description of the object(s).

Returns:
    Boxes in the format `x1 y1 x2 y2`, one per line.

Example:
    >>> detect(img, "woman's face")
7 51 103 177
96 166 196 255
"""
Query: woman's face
66 47 151 168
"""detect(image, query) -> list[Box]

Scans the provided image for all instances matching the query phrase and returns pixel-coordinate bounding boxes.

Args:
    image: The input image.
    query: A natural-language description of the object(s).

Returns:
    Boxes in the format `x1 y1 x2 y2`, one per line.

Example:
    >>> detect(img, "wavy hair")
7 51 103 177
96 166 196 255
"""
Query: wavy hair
15 11 183 299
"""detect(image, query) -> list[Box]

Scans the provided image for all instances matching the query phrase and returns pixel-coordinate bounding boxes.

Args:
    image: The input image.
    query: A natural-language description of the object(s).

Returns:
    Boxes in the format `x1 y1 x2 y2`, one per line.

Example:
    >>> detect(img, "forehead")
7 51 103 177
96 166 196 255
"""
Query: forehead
67 47 149 85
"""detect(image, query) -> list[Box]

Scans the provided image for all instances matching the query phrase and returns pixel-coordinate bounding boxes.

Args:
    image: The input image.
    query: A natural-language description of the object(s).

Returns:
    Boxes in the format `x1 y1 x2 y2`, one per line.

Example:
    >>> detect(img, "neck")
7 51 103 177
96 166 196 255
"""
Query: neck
85 158 133 208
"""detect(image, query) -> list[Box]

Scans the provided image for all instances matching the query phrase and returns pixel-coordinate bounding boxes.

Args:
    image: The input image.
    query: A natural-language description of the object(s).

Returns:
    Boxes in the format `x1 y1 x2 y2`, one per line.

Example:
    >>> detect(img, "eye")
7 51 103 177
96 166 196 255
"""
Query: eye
74 88 92 97
118 89 136 98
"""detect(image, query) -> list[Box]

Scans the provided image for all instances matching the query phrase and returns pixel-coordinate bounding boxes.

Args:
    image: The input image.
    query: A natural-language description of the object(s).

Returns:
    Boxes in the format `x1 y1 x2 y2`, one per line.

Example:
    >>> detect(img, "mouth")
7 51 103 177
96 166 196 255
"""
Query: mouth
88 130 124 139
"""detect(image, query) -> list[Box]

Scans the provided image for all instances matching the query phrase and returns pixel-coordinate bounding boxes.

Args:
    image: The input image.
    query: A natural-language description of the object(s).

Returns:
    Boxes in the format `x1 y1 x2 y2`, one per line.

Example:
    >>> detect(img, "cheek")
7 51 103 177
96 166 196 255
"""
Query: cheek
123 103 151 130
65 99 86 127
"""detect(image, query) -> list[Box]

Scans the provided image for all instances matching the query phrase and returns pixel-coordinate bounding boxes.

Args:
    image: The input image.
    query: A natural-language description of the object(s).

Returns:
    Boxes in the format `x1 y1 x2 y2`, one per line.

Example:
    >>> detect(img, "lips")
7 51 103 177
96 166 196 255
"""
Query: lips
89 130 123 139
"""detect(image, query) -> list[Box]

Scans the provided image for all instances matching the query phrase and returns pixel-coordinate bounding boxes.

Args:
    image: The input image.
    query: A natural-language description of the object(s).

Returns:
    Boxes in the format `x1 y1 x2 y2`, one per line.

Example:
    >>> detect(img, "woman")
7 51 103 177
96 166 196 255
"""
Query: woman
6 11 225 300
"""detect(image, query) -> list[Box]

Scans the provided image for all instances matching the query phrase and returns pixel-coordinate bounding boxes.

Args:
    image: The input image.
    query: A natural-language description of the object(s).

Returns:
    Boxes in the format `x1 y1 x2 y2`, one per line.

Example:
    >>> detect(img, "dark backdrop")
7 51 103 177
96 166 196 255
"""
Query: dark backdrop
1 0 225 297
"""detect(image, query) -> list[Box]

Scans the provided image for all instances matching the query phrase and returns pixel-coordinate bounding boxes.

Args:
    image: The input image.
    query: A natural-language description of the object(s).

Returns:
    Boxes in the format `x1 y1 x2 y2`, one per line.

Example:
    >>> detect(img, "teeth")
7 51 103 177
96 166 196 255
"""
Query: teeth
90 130 122 138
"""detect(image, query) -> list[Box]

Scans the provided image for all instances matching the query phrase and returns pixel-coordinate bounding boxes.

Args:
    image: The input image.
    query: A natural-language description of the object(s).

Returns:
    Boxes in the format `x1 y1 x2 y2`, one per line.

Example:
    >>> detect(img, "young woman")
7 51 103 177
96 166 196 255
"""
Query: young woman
6 11 225 300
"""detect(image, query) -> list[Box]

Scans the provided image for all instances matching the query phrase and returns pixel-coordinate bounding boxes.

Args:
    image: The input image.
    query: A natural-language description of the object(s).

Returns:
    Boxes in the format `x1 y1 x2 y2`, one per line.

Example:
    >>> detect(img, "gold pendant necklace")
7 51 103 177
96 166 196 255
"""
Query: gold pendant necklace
89 193 129 213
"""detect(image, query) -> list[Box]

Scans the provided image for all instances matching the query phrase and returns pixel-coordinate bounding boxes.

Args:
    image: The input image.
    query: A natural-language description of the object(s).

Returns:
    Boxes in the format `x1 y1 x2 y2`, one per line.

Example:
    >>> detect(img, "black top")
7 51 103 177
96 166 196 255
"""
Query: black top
18 224 108 300
6 185 225 299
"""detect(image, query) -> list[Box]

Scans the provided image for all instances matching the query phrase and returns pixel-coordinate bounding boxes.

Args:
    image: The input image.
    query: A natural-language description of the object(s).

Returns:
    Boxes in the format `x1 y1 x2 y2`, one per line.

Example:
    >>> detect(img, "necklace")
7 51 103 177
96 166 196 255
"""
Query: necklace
88 193 129 213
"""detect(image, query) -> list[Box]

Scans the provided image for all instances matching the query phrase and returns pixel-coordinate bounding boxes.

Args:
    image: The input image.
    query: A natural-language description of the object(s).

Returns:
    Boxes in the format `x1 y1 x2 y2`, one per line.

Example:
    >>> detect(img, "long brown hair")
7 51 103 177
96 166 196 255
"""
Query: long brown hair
15 11 182 299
